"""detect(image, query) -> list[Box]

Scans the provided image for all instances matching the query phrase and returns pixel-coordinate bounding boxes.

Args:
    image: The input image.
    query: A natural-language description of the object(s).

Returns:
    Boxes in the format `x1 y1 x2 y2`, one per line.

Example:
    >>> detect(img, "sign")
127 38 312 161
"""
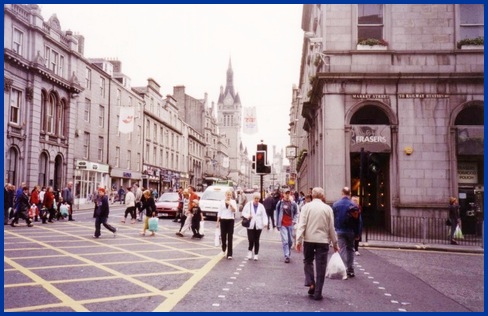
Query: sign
350 125 391 153
243 107 258 134
75 160 109 173
458 162 478 184
457 126 484 155
285 145 298 159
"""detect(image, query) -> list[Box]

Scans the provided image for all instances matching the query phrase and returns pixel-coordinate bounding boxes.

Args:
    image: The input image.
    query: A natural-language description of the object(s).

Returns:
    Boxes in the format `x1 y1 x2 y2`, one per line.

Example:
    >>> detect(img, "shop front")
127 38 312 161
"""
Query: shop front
74 160 110 207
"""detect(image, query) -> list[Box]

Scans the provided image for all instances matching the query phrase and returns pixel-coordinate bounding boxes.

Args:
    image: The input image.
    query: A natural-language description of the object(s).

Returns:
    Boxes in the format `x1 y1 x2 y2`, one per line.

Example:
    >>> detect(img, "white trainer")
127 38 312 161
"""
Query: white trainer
247 251 253 260
253 254 258 261
355 251 360 256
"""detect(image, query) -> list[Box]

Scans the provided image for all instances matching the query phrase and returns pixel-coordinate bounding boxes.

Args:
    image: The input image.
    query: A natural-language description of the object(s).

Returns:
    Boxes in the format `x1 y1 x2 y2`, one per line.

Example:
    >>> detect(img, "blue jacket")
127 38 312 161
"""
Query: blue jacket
332 197 360 236
274 199 298 228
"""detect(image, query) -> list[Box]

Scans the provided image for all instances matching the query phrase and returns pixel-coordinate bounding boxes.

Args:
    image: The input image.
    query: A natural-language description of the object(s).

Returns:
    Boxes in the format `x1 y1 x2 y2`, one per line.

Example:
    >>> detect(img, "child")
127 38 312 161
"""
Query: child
191 199 204 239
148 211 158 237
59 201 70 219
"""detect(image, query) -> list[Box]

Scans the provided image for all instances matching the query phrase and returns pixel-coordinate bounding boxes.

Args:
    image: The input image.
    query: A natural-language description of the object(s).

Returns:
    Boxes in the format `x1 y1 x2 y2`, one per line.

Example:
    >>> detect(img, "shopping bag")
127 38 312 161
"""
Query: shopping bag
28 205 38 218
325 252 347 280
200 221 205 235
148 217 159 232
214 228 221 247
453 224 464 240
59 204 69 217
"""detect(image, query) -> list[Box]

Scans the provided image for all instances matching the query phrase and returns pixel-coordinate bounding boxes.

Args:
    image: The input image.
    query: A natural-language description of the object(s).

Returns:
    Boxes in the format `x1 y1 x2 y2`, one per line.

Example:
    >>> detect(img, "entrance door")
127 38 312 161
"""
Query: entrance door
351 152 390 228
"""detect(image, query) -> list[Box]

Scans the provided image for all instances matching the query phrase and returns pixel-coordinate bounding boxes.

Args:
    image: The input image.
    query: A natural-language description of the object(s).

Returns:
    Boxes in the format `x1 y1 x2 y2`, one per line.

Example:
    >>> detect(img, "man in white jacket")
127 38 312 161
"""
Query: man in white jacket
121 187 136 224
295 187 339 301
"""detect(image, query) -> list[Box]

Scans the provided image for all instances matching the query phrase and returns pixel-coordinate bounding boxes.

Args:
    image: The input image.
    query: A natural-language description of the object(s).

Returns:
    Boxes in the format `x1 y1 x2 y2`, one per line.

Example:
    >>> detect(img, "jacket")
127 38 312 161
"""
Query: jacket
274 199 298 228
142 197 156 217
295 198 338 245
93 195 110 218
332 196 360 235
241 201 268 230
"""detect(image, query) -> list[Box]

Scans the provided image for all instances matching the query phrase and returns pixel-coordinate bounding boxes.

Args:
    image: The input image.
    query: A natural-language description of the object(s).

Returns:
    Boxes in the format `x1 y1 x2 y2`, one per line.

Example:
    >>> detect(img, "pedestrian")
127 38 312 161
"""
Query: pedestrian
351 196 363 255
4 183 14 225
236 190 248 213
176 189 191 237
118 187 125 204
274 189 299 263
93 187 117 238
140 190 156 236
152 188 158 200
263 191 279 230
217 189 237 259
295 187 339 301
11 186 34 227
134 183 143 221
29 185 41 222
448 196 461 245
332 187 360 278
173 187 184 223
241 192 268 261
191 199 204 238
42 186 56 223
58 197 70 219
62 181 75 221
121 186 136 224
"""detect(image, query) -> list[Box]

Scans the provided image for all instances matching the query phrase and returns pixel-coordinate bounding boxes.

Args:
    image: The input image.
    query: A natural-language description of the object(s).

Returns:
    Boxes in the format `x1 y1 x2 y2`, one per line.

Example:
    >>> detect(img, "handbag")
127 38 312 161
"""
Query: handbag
445 218 452 226
241 216 250 228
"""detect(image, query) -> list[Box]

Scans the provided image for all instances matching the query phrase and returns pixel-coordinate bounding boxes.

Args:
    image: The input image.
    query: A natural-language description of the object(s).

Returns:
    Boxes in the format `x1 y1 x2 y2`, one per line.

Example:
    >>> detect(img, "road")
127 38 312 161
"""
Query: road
4 204 484 312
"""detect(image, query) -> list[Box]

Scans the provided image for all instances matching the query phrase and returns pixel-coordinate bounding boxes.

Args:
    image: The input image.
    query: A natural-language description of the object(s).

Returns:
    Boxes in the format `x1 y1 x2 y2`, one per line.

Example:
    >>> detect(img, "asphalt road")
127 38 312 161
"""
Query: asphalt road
3 204 484 312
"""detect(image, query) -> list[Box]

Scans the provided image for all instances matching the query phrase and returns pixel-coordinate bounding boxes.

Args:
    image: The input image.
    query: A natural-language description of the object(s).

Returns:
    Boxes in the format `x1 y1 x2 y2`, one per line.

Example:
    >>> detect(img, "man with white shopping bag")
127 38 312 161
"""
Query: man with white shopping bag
295 187 339 301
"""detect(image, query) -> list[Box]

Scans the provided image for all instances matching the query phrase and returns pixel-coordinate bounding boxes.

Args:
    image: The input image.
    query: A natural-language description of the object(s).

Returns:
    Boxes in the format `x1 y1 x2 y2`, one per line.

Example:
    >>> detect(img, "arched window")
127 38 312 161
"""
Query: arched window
40 92 46 132
350 104 390 125
455 105 483 125
6 147 18 185
57 99 65 136
38 152 49 187
46 94 56 134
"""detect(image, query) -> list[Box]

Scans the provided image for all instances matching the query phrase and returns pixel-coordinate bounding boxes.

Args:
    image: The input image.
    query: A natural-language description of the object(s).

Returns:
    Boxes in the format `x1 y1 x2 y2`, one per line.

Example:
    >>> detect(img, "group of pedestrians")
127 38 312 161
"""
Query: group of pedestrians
4 182 76 228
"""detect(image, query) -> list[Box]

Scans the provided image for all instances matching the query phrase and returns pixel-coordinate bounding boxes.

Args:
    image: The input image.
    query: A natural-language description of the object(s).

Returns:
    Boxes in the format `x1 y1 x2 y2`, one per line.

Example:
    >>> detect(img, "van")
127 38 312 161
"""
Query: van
199 185 234 219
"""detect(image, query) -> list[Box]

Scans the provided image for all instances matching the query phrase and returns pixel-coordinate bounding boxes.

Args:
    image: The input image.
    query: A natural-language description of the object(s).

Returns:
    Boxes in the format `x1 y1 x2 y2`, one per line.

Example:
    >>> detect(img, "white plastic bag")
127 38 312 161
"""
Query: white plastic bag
453 224 464 240
200 221 205 235
214 228 221 247
326 252 347 280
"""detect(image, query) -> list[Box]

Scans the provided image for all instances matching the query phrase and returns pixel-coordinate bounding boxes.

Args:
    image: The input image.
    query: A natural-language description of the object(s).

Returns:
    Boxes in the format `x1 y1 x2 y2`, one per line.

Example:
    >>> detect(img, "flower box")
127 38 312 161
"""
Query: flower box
460 45 483 50
357 44 387 51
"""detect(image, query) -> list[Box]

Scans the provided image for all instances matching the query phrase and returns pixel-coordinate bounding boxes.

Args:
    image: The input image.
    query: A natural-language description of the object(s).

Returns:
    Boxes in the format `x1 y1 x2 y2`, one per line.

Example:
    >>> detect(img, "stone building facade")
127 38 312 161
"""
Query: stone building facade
294 4 484 233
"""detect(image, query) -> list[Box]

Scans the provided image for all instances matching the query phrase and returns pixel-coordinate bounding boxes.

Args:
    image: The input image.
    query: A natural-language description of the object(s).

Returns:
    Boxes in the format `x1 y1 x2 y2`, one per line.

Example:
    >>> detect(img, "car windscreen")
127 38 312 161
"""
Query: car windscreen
157 193 179 202
201 190 226 201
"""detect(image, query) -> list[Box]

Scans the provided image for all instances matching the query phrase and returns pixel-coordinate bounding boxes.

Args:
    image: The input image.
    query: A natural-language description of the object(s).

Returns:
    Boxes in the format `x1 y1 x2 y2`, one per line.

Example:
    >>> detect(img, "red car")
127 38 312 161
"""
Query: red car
155 192 179 218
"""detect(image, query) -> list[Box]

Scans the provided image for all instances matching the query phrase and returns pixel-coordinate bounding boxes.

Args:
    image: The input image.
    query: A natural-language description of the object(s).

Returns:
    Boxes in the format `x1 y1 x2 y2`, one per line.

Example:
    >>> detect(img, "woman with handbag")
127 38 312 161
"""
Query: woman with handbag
448 196 461 245
140 190 156 236
241 192 268 261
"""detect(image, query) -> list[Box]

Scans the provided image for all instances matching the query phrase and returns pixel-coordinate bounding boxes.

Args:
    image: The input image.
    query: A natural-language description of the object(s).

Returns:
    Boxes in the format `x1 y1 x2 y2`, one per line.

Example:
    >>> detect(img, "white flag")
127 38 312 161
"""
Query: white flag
243 107 258 134
222 157 230 168
118 107 135 134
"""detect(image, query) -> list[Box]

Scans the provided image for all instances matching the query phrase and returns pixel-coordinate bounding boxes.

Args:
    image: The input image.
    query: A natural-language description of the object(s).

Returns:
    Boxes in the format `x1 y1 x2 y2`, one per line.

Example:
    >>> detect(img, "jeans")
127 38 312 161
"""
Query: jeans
279 225 294 259
246 227 263 255
303 242 329 299
220 219 235 257
94 216 116 237
337 231 355 273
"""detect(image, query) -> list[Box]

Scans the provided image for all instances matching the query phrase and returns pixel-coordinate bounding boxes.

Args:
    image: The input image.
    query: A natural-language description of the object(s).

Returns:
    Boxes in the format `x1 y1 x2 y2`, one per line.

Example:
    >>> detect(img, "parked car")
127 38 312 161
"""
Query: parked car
199 185 234 220
155 192 180 218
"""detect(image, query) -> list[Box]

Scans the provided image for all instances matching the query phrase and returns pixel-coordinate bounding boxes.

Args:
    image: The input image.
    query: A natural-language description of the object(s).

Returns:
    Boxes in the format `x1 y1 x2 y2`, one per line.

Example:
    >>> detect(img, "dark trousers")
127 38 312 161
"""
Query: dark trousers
124 206 136 219
303 242 329 299
4 207 10 224
220 219 235 256
13 211 32 226
265 209 275 228
179 214 187 231
191 221 201 236
246 227 262 254
94 216 116 237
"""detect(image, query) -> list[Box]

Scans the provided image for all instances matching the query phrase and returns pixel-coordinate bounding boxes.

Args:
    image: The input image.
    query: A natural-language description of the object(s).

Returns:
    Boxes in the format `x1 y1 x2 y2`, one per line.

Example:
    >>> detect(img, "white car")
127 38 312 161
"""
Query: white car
199 185 234 220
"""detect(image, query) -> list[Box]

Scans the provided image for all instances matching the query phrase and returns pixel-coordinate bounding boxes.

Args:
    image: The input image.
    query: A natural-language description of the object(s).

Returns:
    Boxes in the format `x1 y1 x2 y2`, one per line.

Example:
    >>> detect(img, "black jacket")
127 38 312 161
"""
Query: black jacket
93 195 110 218
142 197 156 216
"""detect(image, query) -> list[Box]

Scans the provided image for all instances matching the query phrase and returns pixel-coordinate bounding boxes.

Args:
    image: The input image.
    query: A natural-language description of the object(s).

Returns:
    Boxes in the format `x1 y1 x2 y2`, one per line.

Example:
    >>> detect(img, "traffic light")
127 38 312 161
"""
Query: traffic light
256 150 271 174
252 155 256 171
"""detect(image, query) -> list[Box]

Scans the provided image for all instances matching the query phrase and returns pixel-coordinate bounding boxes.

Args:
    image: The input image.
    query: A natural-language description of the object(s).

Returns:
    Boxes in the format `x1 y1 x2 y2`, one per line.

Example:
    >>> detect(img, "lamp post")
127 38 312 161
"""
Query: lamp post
285 145 298 189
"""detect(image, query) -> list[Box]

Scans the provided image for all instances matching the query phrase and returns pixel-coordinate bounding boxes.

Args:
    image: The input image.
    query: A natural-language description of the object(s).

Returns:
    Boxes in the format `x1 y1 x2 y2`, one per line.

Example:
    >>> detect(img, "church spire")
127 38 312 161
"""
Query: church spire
224 57 235 97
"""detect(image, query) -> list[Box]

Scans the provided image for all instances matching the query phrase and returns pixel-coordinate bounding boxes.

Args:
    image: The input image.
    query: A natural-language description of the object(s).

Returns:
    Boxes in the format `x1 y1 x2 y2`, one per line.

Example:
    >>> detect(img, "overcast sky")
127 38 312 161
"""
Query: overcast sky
40 4 304 162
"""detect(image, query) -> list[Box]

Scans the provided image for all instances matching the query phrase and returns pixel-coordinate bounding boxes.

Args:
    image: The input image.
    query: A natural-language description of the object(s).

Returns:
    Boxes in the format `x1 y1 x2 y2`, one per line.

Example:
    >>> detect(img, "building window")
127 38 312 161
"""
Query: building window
146 119 150 139
99 105 104 128
115 146 120 167
127 150 131 169
145 144 150 161
84 132 90 159
153 146 157 164
154 123 157 143
86 68 91 90
160 149 163 167
100 77 105 97
98 136 104 161
137 153 141 171
57 101 65 136
9 88 22 125
459 4 484 40
13 28 23 55
116 89 121 106
84 99 91 122
138 125 142 144
46 94 56 134
44 46 64 76
358 4 384 41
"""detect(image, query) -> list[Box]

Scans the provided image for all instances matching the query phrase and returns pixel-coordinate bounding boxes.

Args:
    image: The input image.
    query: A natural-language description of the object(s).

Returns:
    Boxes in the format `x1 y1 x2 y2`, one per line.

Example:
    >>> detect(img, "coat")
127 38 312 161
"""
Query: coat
241 201 268 230
93 195 110 218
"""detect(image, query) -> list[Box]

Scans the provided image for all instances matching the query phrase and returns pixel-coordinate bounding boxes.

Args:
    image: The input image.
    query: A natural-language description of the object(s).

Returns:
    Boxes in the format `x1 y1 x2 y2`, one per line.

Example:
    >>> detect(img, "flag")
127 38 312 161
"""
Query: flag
118 107 135 134
243 106 258 134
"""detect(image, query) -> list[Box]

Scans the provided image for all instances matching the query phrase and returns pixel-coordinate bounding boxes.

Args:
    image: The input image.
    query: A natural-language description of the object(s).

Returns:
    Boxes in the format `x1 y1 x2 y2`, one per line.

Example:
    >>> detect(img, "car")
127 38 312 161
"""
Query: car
155 192 180 218
199 185 234 220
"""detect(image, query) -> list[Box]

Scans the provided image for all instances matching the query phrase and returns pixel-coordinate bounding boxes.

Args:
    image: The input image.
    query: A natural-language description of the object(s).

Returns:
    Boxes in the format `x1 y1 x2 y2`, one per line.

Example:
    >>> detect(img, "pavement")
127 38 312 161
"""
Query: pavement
75 201 484 255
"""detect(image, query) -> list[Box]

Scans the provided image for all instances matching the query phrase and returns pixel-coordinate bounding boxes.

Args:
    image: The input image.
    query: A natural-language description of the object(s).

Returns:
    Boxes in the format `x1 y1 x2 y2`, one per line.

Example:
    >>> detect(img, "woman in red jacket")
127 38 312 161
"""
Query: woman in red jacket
42 186 55 223
30 185 40 222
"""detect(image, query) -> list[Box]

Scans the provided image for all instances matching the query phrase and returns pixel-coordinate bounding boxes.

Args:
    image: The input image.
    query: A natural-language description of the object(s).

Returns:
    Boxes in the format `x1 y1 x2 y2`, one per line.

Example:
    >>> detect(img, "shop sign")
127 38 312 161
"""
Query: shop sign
458 162 478 184
76 160 109 172
350 125 391 153
123 172 132 178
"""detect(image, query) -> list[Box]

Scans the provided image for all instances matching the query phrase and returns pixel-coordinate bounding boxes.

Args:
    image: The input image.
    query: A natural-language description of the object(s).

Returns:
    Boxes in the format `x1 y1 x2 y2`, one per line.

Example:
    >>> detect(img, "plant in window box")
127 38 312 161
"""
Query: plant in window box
357 38 388 50
457 36 484 49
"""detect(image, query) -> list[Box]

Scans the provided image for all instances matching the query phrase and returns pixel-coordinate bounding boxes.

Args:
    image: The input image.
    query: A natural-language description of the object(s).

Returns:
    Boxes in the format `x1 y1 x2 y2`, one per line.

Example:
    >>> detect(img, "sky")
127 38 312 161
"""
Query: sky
39 4 304 163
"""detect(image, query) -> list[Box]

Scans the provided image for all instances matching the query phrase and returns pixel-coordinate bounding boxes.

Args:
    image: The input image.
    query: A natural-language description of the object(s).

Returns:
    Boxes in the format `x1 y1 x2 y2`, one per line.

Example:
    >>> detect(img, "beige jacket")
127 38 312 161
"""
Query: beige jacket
295 198 338 246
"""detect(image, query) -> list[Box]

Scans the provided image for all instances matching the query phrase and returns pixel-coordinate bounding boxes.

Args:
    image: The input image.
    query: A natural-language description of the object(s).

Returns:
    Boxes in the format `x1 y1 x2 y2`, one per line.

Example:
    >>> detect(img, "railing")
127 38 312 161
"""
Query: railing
364 216 483 247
